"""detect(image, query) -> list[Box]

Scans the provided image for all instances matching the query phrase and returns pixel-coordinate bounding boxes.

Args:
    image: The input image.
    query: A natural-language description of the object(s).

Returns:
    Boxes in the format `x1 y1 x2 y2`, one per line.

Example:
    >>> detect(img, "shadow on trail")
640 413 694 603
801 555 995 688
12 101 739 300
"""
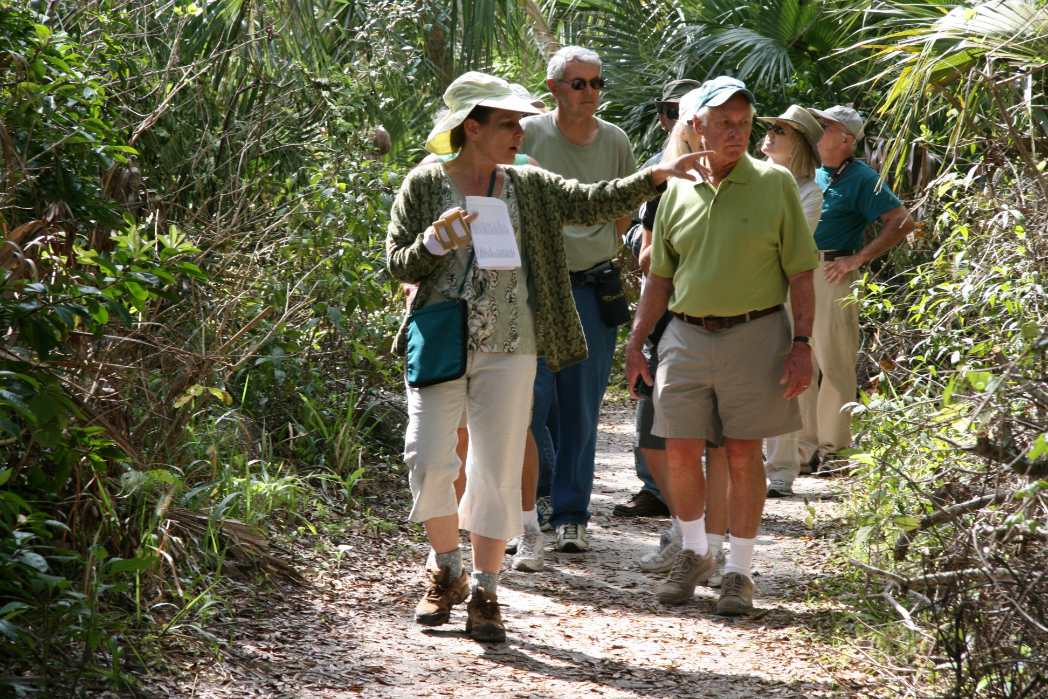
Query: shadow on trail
474 633 839 698
499 564 844 635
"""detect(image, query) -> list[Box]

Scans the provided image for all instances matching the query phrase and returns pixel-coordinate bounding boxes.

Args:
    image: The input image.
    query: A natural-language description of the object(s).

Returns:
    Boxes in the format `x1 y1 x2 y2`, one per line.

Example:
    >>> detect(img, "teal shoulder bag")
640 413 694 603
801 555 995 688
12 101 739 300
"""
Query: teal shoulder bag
404 250 473 388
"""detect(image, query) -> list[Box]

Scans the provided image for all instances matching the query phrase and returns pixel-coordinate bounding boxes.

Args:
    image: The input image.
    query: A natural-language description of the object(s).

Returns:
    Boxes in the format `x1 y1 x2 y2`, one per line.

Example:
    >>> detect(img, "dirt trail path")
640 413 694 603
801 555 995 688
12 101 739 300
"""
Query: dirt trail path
151 401 878 698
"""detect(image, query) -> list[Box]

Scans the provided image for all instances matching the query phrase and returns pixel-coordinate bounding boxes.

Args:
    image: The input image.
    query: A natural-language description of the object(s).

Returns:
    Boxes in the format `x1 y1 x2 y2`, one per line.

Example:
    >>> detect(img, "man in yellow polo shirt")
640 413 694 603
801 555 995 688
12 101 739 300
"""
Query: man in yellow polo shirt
626 77 818 615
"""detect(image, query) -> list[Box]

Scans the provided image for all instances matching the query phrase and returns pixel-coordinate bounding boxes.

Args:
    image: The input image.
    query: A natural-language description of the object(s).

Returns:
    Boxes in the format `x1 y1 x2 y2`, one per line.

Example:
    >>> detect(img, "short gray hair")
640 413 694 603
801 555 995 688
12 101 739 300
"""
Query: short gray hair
546 46 602 81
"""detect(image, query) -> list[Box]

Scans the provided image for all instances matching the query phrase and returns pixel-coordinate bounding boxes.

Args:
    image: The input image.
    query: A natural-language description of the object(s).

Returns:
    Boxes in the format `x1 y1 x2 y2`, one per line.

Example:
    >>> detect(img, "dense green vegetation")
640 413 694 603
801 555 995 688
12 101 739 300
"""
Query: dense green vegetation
1 0 1045 696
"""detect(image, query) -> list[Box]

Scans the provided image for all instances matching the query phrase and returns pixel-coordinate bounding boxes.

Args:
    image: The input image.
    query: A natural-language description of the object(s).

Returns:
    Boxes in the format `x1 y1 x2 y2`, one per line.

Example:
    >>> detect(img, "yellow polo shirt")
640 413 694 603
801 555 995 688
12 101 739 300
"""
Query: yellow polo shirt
650 154 818 317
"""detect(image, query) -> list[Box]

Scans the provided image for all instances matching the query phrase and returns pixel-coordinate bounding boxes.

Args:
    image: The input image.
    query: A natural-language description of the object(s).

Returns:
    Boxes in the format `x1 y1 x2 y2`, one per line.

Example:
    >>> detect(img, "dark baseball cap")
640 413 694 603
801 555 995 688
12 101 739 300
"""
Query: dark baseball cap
679 76 755 121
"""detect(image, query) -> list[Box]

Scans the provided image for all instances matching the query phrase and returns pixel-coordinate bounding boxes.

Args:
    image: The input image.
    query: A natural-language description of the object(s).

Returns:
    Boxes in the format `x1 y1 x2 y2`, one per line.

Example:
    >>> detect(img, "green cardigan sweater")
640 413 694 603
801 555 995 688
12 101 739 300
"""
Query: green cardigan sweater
386 164 660 372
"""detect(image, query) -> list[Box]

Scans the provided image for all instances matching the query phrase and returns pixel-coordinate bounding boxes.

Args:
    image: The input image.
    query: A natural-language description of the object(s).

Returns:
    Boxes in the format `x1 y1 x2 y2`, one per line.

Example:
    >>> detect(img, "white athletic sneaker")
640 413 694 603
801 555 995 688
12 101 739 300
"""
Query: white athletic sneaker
639 527 682 573
511 528 545 572
707 548 728 588
556 523 589 552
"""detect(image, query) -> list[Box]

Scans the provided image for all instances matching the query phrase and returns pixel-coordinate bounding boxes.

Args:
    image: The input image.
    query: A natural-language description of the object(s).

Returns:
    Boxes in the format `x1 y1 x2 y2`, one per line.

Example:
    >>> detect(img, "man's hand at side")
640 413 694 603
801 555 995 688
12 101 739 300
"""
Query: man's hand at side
626 273 673 399
780 269 814 399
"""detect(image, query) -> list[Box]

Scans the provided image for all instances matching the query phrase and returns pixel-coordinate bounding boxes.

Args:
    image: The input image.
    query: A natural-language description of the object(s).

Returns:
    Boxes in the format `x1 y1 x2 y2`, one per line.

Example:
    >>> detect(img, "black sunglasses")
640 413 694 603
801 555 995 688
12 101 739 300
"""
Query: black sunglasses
559 77 606 91
658 104 680 120
767 123 788 135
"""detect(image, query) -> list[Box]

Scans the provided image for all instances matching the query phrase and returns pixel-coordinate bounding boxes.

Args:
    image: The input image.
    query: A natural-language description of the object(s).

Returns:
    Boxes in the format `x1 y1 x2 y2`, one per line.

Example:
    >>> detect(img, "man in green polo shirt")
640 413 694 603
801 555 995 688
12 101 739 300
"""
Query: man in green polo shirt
626 77 818 615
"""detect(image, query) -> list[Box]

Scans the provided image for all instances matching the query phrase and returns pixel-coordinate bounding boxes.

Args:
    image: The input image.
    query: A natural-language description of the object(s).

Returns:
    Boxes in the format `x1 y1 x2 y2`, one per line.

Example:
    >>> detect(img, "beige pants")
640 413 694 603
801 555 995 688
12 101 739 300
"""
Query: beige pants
404 352 536 541
766 265 860 481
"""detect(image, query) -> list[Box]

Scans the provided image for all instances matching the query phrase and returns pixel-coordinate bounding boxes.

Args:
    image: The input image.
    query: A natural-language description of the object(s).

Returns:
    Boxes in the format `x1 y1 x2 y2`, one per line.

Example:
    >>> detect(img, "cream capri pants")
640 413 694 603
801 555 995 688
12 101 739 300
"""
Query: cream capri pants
404 351 536 541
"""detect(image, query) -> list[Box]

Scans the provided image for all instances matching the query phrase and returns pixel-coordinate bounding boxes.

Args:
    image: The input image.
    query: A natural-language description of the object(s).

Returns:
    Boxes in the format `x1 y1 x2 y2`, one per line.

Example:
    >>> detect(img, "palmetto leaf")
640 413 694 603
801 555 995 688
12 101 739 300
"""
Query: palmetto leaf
846 0 1048 192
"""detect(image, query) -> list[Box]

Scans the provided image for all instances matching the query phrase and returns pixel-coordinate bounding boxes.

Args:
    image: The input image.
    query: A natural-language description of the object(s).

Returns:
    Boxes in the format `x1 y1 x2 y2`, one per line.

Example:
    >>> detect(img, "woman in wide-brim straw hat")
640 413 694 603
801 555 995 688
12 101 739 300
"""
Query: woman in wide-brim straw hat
758 105 824 497
386 70 702 643
758 105 824 232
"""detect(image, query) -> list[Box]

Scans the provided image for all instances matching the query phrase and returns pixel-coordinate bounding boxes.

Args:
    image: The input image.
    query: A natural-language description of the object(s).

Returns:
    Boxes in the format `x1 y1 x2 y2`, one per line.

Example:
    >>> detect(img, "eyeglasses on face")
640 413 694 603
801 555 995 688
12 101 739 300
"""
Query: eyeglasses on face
818 119 849 137
767 123 789 135
559 77 606 91
658 104 679 120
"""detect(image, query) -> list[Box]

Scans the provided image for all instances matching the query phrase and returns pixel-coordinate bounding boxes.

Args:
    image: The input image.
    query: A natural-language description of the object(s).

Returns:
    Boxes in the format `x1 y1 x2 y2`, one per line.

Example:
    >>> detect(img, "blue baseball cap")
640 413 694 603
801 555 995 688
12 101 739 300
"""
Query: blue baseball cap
679 76 755 121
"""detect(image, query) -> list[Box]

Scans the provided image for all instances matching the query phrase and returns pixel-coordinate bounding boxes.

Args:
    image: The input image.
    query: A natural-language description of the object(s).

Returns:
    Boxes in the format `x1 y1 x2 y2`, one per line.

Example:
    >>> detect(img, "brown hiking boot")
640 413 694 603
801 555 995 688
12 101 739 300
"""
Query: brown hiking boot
465 588 506 643
655 549 715 605
715 572 755 616
414 567 469 626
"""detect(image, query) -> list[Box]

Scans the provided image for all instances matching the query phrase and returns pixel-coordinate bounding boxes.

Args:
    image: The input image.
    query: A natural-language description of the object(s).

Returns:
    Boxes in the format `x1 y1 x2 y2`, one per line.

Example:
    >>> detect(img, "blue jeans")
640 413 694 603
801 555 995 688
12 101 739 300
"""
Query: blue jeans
536 285 618 527
531 357 558 499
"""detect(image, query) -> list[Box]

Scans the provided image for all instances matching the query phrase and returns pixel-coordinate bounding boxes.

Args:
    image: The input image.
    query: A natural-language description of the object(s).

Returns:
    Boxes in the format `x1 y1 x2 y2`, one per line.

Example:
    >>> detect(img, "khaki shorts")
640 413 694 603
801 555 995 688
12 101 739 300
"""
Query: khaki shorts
653 311 800 444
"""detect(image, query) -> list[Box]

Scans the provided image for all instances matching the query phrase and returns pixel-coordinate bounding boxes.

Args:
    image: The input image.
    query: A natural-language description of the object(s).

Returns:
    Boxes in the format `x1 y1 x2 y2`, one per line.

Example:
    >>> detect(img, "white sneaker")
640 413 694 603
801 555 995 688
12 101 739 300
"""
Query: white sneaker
707 548 727 588
511 528 545 572
639 527 682 573
556 523 589 552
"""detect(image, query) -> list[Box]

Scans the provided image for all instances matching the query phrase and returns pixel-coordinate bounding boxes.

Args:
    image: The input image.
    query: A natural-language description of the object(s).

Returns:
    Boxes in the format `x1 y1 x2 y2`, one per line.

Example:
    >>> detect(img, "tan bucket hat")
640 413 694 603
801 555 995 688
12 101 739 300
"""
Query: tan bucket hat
757 105 823 164
425 72 543 155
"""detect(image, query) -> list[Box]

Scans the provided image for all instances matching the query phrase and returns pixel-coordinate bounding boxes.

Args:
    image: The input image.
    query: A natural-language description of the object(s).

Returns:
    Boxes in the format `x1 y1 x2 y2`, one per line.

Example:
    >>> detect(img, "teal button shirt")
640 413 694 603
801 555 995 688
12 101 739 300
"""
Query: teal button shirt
814 159 902 252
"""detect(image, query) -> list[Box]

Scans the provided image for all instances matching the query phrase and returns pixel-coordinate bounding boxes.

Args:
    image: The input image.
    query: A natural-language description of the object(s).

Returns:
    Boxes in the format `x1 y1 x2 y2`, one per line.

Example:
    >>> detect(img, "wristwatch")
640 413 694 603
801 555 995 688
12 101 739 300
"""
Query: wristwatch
792 336 811 346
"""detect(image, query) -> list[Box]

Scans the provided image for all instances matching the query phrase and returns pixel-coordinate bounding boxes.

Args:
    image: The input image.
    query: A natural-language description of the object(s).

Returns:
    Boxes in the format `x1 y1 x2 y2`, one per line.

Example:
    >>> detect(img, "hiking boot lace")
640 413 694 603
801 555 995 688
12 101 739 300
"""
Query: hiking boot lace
425 571 450 601
471 591 501 619
667 552 696 585
723 573 744 597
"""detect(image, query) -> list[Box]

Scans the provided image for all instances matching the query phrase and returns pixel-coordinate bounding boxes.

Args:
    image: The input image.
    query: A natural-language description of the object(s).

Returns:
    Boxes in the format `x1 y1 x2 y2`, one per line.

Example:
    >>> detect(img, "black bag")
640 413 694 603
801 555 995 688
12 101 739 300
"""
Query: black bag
592 262 631 327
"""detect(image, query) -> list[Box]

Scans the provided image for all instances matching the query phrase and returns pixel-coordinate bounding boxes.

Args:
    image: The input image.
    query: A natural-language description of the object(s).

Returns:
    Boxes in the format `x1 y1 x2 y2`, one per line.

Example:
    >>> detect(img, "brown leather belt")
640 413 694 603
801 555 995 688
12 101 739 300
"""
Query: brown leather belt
672 305 782 332
819 250 854 261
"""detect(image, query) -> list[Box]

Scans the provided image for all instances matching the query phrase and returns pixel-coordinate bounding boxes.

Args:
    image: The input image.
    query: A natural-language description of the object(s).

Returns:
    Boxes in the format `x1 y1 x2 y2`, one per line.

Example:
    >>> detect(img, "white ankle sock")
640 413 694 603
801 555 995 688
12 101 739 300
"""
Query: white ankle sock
723 535 756 577
679 516 708 556
521 508 539 531
671 517 681 536
707 533 725 555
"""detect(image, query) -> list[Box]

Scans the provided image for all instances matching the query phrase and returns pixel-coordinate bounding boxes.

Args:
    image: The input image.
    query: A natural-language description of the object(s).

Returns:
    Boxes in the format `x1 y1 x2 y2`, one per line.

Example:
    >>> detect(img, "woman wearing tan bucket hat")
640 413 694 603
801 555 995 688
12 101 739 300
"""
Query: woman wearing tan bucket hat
758 105 824 498
386 71 704 643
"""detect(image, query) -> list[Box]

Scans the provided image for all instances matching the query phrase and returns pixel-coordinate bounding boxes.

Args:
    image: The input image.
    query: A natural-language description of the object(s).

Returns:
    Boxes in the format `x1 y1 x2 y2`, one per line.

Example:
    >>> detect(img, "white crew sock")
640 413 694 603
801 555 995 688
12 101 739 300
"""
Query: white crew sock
671 517 682 537
521 508 539 532
679 516 708 556
707 533 726 556
723 534 756 578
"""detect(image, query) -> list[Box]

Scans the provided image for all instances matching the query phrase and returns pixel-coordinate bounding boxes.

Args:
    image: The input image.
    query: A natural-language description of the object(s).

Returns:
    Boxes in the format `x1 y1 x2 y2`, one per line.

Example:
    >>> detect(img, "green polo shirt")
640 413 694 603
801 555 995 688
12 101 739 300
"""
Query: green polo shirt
650 154 818 317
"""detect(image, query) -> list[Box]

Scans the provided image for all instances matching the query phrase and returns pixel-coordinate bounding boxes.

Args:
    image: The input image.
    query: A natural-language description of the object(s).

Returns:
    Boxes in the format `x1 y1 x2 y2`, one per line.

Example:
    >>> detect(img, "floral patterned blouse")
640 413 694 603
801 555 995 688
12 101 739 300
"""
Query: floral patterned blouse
422 168 536 355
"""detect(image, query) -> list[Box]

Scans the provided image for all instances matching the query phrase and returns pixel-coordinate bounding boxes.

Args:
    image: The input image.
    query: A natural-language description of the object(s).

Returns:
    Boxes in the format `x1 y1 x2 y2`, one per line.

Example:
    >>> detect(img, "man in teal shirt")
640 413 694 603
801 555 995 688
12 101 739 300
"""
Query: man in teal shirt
800 106 914 469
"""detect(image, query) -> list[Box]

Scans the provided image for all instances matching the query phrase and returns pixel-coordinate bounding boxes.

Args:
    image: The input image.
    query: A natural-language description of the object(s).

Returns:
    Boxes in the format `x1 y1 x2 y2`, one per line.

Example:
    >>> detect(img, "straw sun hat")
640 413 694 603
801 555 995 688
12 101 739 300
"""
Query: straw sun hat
425 72 543 155
757 105 823 163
